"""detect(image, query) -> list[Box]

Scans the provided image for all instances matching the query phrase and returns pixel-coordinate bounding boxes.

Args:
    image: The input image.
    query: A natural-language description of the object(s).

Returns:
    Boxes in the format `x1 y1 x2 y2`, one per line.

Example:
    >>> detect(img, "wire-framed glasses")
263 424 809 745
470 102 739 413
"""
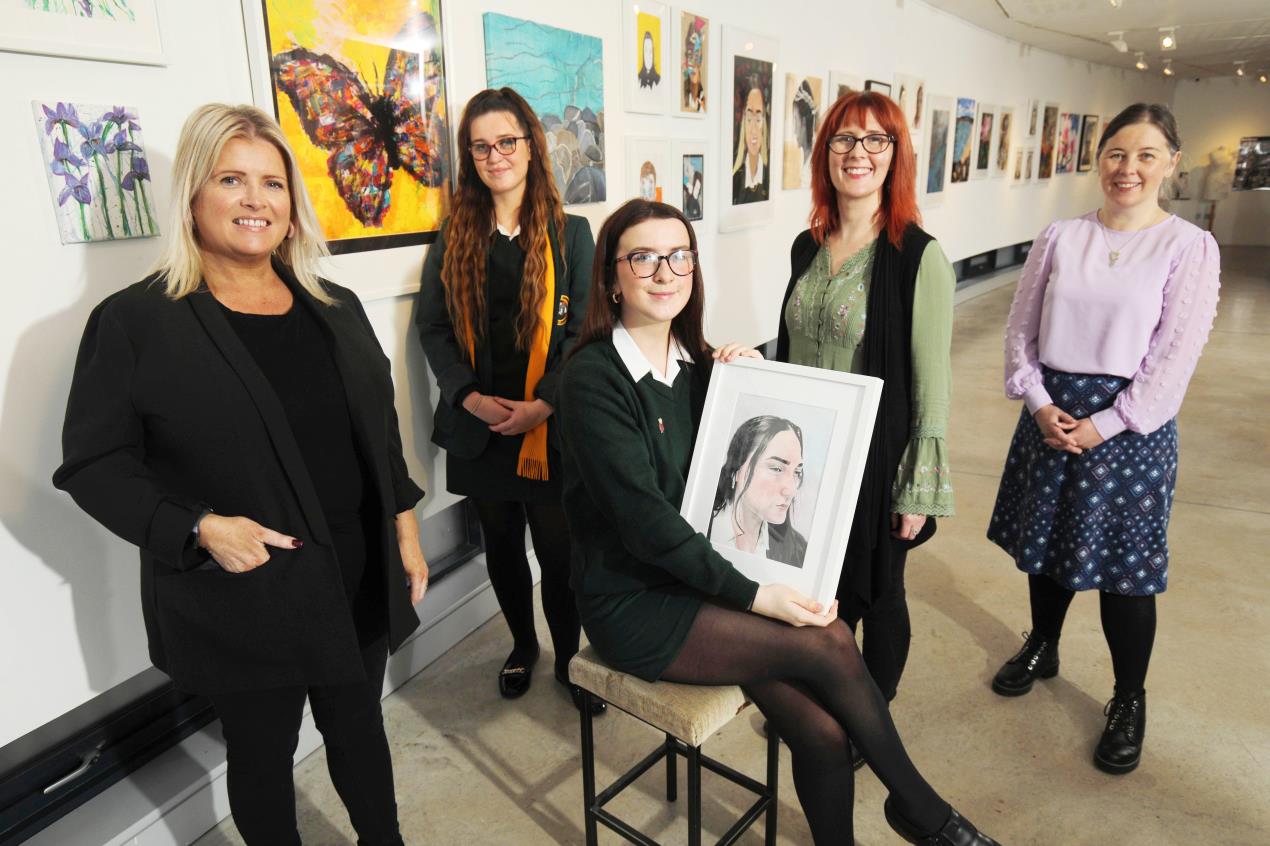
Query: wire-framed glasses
827 133 895 154
470 136 529 160
616 249 697 278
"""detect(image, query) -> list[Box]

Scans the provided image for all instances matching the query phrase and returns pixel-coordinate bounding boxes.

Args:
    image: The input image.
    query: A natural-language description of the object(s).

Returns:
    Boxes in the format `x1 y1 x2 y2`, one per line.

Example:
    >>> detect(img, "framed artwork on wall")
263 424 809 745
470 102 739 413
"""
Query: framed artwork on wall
828 70 864 104
893 73 926 137
864 79 891 96
973 102 995 179
1038 103 1059 180
673 9 710 117
1232 136 1270 191
1025 98 1040 139
718 26 777 232
782 72 824 190
679 358 882 608
482 12 606 206
241 0 453 257
923 95 953 204
676 141 706 221
627 137 672 203
951 97 975 184
0 0 164 65
995 106 1014 179
623 0 669 114
1056 111 1080 174
33 101 159 244
1077 114 1100 173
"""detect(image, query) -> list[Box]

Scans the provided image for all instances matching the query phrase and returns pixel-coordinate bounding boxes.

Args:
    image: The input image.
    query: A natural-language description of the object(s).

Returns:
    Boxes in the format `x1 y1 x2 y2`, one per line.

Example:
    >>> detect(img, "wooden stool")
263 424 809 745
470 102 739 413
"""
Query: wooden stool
569 645 778 846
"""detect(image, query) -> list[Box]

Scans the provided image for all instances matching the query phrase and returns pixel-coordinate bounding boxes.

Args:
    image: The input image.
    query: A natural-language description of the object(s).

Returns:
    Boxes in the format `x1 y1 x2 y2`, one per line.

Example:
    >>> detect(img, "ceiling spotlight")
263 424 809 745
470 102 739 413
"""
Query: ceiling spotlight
1108 0 1123 7
1260 71 1269 84
1235 61 1246 77
1108 31 1128 53
1159 27 1177 51
1134 52 1148 71
1162 59 1174 77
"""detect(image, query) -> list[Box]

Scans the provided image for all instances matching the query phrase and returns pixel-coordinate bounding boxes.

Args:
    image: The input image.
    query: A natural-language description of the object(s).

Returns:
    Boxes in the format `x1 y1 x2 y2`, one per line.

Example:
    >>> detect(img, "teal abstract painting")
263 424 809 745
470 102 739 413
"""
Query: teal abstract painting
482 12 606 204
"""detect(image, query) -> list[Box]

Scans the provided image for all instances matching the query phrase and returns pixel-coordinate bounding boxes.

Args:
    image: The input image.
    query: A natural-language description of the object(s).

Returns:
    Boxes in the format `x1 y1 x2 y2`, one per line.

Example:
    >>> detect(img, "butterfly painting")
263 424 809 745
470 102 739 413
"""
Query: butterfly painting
263 0 452 253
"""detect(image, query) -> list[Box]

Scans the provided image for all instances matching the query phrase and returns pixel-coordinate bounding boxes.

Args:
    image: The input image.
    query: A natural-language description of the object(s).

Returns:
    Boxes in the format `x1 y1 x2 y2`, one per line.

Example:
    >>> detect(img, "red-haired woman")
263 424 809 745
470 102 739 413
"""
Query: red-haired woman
416 88 601 712
777 91 956 712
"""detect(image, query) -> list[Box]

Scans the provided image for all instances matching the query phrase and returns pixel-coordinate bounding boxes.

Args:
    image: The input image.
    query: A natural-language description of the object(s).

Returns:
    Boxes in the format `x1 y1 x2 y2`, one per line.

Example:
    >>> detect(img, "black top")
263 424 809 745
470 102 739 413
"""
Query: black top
219 302 384 642
486 233 532 402
53 259 422 694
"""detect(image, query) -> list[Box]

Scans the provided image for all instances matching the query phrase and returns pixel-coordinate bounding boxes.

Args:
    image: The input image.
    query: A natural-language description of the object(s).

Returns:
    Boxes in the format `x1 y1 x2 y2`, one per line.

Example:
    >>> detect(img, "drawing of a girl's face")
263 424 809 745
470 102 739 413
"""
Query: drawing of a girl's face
736 429 804 525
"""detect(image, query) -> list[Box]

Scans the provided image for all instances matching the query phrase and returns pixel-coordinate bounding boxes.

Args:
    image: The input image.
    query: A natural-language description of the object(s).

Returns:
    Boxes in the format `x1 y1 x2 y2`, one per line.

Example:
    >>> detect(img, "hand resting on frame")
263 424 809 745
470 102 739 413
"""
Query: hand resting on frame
751 583 839 627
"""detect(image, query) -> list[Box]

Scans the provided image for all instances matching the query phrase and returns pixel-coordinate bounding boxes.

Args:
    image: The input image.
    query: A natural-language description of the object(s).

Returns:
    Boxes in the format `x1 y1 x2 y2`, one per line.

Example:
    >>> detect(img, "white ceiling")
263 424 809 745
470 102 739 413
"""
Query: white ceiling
922 0 1270 79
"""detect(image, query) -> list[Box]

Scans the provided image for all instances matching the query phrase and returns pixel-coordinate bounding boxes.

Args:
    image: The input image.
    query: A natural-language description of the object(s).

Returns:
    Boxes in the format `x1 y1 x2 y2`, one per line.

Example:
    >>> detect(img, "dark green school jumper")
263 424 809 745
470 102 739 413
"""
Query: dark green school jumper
558 339 760 681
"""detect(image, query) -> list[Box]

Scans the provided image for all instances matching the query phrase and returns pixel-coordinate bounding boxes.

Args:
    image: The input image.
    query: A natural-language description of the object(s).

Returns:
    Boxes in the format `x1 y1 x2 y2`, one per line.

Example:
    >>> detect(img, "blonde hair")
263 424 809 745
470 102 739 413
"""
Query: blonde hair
731 80 769 176
152 103 333 304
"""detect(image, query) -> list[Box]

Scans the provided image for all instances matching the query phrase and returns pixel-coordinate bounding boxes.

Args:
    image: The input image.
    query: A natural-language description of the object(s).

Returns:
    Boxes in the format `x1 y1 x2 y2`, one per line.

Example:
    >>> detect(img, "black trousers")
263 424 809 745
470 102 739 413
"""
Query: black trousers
207 637 403 846
842 547 911 702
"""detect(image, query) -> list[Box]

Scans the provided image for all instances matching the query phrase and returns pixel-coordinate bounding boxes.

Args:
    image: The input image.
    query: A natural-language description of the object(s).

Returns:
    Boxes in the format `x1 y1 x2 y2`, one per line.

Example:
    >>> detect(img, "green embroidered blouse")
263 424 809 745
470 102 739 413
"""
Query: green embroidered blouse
784 240 955 516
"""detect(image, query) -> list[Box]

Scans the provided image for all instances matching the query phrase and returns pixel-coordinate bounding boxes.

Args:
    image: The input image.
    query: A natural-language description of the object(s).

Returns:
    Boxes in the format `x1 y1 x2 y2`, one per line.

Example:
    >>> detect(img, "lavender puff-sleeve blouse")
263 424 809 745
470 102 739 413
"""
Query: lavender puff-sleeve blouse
1004 212 1221 440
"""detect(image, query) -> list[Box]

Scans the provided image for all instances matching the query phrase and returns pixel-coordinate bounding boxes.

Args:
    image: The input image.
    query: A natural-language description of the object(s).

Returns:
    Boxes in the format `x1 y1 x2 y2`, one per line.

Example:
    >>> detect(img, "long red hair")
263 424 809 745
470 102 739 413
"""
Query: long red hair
808 91 920 250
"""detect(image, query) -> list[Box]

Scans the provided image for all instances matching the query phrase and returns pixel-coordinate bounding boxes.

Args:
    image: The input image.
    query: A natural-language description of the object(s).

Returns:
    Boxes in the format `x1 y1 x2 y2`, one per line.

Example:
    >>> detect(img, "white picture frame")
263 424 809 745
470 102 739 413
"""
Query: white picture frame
0 0 164 66
627 137 673 203
972 102 996 181
994 105 1014 179
781 71 825 191
672 9 710 118
675 140 707 221
680 358 882 608
718 26 778 233
623 0 670 115
827 69 864 104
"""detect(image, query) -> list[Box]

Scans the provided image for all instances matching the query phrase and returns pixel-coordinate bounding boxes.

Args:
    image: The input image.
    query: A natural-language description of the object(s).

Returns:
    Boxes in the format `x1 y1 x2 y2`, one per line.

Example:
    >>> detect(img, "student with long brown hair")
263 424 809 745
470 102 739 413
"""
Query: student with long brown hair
416 88 599 711
777 91 957 712
558 198 997 846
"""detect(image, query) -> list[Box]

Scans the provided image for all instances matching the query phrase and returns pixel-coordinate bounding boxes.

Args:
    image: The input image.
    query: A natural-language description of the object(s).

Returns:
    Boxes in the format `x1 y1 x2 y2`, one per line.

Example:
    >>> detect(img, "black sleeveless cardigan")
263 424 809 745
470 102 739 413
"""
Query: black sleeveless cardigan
776 224 938 606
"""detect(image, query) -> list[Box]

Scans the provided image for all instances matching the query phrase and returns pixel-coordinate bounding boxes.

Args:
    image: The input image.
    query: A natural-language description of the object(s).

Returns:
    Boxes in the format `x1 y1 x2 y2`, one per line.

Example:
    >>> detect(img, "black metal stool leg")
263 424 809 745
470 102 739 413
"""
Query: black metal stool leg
687 743 702 846
580 689 598 846
765 727 779 846
665 733 678 802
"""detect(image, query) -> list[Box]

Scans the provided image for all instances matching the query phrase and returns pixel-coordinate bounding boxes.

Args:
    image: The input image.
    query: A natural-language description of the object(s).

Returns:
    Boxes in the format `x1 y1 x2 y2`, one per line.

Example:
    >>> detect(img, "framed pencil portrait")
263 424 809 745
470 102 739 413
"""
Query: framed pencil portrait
680 358 882 608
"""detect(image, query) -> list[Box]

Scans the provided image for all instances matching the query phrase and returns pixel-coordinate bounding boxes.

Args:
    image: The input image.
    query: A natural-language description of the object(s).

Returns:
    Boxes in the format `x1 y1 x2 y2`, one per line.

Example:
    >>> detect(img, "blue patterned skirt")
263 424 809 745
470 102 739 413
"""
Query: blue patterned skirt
987 368 1178 596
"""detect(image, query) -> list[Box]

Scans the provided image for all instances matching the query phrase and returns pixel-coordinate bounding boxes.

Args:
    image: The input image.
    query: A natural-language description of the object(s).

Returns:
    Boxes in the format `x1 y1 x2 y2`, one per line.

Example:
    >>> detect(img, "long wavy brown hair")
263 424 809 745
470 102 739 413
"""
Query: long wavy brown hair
442 88 566 357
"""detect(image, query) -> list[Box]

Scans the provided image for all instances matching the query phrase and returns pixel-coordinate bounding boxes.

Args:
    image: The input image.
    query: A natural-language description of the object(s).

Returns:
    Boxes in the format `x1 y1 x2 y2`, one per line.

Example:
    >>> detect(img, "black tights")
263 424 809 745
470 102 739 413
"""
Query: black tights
663 604 949 845
843 549 911 702
473 499 579 678
1029 574 1157 695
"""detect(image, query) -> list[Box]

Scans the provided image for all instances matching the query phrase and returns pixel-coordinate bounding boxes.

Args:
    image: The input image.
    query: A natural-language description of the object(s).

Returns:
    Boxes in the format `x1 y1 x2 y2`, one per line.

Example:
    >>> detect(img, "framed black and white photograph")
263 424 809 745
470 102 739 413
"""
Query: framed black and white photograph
680 358 881 607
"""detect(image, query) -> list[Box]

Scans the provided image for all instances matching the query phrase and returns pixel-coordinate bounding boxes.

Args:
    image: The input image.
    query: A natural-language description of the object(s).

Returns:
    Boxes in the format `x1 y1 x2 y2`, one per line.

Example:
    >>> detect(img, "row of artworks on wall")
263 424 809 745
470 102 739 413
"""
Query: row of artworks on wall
8 1 1118 249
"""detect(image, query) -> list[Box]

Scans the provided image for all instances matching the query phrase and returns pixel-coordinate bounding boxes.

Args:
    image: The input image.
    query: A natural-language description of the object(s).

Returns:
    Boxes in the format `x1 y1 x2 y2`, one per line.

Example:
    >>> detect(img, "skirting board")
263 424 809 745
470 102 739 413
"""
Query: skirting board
24 552 534 846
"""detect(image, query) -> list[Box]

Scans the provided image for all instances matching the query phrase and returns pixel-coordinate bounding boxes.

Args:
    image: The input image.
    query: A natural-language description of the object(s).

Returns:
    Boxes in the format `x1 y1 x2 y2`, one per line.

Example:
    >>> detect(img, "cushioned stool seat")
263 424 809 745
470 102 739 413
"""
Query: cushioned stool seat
569 645 778 846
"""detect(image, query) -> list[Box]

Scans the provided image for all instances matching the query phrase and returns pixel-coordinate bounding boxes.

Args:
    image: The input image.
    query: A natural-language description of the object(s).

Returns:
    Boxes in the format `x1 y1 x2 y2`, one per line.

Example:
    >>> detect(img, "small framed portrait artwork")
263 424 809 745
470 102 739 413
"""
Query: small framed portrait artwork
680 358 881 607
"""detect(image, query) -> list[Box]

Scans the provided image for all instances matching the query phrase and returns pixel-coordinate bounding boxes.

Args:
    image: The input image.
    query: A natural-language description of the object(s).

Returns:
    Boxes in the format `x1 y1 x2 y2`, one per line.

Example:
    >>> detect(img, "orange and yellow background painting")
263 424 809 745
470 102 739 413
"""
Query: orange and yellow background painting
264 0 450 246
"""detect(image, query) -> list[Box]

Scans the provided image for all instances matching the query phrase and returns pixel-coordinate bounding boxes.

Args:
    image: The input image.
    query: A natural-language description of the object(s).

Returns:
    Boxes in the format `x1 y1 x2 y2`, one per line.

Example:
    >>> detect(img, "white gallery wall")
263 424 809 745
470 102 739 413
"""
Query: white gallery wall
0 0 1179 774
1169 75 1270 247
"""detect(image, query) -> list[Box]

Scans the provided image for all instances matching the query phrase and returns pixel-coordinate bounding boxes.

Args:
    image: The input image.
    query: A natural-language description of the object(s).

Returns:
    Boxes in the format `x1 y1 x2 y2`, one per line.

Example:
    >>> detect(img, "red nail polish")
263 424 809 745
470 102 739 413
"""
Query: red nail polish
292 539 303 548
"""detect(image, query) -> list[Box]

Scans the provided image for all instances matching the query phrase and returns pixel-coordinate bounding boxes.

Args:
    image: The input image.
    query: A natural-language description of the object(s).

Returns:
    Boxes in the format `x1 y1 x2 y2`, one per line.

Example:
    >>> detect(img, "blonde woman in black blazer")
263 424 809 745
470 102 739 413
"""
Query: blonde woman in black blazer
53 104 427 846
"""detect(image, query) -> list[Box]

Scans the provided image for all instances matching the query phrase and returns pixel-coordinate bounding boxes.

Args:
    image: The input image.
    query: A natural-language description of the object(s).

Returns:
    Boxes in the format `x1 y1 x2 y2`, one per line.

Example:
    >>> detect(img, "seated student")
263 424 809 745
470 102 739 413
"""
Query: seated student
708 415 809 568
557 198 998 846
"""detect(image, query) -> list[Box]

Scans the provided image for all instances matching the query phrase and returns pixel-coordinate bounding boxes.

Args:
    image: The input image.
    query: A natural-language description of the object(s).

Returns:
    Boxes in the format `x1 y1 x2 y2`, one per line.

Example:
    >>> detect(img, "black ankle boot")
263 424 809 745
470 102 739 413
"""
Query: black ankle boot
884 797 1001 845
1094 689 1146 774
991 631 1058 696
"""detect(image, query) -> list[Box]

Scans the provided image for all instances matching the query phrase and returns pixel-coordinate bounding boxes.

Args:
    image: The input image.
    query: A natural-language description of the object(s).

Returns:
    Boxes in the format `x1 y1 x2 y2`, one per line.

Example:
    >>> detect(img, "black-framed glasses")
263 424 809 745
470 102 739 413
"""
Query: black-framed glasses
615 249 697 278
827 133 895 154
470 136 529 160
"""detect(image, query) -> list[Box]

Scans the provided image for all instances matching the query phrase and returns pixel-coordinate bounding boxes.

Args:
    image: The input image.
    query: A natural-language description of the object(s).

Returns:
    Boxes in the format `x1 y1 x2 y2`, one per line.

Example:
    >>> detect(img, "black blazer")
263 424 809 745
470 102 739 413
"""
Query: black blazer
415 214 594 461
52 262 423 695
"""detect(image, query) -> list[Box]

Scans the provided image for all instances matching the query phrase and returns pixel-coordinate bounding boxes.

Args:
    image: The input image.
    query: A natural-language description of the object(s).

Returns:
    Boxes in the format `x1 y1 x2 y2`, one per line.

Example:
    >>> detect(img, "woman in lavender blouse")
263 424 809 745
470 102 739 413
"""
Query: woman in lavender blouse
986 103 1220 775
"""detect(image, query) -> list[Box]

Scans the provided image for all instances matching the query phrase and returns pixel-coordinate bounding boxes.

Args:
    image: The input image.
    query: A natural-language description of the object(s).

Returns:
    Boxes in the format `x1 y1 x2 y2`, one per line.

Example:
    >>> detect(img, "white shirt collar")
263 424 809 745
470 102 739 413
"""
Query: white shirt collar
743 157 765 190
495 220 521 239
709 502 770 556
611 322 690 387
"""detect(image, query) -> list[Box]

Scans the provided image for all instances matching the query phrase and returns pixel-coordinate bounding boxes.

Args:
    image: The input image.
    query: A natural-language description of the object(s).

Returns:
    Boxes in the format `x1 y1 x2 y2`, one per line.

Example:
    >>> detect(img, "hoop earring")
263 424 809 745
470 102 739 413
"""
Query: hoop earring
610 290 621 304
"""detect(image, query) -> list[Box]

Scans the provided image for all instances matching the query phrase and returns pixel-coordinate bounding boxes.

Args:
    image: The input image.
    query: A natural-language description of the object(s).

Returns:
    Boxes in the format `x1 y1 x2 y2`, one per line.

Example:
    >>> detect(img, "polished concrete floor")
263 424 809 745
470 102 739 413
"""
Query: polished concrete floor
197 246 1269 845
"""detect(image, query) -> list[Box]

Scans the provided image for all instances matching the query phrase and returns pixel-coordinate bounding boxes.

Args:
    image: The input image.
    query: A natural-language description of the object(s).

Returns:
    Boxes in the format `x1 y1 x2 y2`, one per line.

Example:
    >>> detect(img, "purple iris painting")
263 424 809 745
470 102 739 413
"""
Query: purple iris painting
33 101 158 244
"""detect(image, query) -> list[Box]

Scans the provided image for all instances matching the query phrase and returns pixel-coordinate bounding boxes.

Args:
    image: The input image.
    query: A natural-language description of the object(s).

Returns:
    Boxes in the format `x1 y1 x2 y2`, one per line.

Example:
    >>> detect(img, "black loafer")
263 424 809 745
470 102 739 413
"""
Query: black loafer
498 649 538 699
884 797 1001 846
556 672 606 715
1094 690 1145 775
991 631 1059 697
